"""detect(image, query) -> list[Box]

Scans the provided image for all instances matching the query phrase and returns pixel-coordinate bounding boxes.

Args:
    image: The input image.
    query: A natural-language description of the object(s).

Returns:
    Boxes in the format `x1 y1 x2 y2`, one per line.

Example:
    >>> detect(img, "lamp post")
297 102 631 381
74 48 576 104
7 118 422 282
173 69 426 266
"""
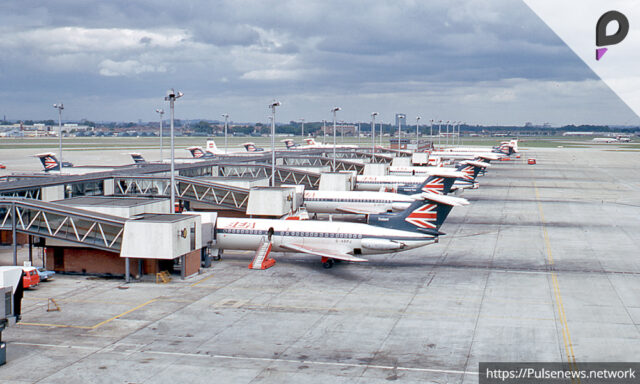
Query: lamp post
53 103 64 174
331 107 341 169
221 113 229 154
371 112 378 156
299 118 305 137
429 119 434 146
380 119 384 147
438 120 442 147
155 109 164 161
415 116 421 151
164 88 183 213
269 101 281 187
357 122 361 146
397 114 405 148
322 120 326 144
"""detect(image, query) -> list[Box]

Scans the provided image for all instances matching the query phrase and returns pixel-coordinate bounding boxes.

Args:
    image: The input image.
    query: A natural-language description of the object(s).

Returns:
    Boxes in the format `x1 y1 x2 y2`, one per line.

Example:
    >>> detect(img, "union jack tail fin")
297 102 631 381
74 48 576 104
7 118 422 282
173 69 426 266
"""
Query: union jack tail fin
187 146 211 158
368 193 469 234
242 142 263 152
130 153 146 164
281 139 297 149
396 171 464 196
35 153 60 171
456 160 490 182
304 138 317 146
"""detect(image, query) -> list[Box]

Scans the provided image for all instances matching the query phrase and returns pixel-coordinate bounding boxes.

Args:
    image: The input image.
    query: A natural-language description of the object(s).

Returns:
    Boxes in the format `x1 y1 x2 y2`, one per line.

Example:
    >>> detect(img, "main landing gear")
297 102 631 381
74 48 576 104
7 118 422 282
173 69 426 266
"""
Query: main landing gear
321 257 334 269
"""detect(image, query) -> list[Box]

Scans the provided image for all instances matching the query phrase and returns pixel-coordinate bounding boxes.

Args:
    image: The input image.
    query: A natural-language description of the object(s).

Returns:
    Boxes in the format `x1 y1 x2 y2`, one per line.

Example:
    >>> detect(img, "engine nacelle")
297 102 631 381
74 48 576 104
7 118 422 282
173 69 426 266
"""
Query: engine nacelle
391 202 411 211
361 238 405 250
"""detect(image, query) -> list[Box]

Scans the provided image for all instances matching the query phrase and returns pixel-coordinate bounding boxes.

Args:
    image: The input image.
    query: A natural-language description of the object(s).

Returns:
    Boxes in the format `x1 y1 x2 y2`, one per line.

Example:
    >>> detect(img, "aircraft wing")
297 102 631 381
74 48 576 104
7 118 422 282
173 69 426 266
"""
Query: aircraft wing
280 243 368 262
336 206 386 215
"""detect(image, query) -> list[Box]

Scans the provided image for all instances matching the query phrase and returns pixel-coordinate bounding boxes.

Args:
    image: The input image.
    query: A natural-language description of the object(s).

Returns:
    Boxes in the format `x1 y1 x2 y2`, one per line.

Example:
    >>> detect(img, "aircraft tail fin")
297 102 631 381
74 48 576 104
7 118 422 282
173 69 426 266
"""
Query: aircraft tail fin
304 138 317 146
187 146 210 158
396 170 465 196
456 160 489 182
130 153 146 164
34 153 60 171
281 139 297 149
368 193 468 233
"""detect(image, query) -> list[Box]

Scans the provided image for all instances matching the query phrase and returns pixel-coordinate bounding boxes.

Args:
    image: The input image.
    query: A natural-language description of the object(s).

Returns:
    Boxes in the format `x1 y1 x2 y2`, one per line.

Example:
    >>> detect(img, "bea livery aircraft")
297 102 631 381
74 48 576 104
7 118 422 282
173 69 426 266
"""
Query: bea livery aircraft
187 140 265 159
302 172 463 215
210 193 468 268
282 138 357 150
355 161 488 193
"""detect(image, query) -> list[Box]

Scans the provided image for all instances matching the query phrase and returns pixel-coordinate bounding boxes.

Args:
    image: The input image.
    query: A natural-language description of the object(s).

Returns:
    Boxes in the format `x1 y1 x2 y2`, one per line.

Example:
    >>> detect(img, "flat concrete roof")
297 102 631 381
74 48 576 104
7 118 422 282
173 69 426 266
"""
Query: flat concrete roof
54 196 167 208
131 213 196 223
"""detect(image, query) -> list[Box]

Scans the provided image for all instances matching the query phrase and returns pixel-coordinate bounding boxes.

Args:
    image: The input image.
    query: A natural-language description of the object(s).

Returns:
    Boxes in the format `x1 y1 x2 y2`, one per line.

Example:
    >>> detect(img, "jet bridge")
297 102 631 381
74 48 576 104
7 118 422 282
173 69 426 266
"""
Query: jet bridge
113 176 251 211
279 156 365 174
0 197 127 253
216 164 321 188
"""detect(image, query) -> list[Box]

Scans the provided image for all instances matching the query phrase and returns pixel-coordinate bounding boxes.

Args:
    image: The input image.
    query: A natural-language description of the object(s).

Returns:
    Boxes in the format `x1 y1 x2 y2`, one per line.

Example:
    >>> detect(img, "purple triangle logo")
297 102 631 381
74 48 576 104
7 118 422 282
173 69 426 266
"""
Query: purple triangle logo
596 48 608 61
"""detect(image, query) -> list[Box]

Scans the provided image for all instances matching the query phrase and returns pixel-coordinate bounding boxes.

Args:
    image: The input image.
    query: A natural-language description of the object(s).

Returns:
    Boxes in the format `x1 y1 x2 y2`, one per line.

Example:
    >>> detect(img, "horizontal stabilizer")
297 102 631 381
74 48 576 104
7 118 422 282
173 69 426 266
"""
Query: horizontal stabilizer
336 207 386 215
476 153 501 161
428 169 467 178
460 160 491 168
420 192 470 206
280 243 368 262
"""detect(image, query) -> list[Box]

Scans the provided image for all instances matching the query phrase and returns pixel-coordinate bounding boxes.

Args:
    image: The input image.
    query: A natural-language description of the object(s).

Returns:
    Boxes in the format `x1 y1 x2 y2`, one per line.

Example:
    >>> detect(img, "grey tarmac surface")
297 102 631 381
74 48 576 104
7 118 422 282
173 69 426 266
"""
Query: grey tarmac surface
1 145 640 383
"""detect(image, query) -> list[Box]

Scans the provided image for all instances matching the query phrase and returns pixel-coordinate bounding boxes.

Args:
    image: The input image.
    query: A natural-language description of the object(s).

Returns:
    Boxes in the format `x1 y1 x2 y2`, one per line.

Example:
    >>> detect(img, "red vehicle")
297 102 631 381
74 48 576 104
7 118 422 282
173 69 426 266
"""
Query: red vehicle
22 266 40 288
528 158 537 165
0 163 6 169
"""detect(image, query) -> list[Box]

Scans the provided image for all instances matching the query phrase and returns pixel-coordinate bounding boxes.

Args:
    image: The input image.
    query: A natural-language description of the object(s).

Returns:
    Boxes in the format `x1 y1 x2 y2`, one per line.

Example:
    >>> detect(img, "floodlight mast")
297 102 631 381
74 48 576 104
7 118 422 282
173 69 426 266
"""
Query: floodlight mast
269 101 281 187
222 114 229 154
53 103 64 174
164 88 183 213
155 109 164 161
415 116 421 151
331 107 341 169
371 112 378 157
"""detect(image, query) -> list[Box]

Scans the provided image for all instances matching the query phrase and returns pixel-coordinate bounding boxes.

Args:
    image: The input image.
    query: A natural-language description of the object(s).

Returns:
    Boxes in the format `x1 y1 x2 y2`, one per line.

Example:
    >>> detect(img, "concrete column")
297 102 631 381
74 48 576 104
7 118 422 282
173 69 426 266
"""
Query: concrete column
138 259 142 278
28 235 33 264
12 203 17 266
181 255 186 280
125 257 130 283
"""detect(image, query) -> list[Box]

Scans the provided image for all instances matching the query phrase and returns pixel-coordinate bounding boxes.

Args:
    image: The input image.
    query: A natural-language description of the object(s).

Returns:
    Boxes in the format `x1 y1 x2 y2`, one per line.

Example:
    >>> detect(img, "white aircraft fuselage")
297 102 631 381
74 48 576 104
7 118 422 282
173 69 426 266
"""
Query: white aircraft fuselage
302 190 415 214
216 217 436 256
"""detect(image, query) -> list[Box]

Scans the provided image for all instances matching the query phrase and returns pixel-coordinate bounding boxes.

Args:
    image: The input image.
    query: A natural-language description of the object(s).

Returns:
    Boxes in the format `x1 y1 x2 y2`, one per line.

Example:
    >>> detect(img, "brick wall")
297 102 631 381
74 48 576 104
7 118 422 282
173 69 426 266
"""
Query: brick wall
45 247 139 276
184 249 201 278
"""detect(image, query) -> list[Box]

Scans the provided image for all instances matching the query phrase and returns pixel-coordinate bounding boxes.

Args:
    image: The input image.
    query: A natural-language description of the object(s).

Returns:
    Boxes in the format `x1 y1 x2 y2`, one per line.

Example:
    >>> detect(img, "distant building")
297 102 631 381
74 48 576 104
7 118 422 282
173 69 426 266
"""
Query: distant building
325 124 357 136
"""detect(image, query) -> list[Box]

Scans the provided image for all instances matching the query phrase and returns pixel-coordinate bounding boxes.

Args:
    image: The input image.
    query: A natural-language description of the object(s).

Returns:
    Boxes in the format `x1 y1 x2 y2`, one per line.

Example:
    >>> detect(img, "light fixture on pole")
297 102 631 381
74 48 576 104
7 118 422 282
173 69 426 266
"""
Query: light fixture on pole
397 114 405 145
269 101 281 187
446 120 451 146
331 107 341 169
221 114 229 154
357 122 361 146
53 103 64 174
299 118 305 137
322 120 326 144
429 119 434 145
415 116 421 150
380 119 384 147
155 109 164 161
371 112 378 156
438 120 442 147
164 88 183 213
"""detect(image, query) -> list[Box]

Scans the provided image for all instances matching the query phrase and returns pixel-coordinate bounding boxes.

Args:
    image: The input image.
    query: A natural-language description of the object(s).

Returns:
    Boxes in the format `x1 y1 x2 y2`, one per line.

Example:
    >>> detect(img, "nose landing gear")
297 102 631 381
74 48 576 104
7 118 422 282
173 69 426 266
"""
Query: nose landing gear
321 257 334 269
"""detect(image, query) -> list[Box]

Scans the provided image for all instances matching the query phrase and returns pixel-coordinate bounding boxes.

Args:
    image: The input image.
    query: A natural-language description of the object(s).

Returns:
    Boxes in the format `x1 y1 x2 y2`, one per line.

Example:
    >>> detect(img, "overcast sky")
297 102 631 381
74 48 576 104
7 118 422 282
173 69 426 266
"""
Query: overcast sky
1 0 638 126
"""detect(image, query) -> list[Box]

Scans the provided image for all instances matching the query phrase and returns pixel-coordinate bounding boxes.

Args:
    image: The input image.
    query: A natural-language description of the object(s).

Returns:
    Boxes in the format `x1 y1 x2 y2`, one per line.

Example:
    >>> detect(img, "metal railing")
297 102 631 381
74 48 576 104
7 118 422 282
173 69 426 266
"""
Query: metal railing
0 198 126 252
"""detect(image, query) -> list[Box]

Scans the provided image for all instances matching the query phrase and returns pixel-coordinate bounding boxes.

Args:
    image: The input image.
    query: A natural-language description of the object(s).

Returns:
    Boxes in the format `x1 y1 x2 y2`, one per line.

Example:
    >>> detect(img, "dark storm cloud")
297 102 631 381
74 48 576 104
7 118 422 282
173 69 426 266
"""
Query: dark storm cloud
0 0 636 124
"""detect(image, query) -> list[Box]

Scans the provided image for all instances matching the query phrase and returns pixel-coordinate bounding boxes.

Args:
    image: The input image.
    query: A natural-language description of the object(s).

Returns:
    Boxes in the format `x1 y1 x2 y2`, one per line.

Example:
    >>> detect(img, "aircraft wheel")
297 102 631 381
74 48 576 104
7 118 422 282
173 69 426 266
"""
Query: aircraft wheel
322 259 334 269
